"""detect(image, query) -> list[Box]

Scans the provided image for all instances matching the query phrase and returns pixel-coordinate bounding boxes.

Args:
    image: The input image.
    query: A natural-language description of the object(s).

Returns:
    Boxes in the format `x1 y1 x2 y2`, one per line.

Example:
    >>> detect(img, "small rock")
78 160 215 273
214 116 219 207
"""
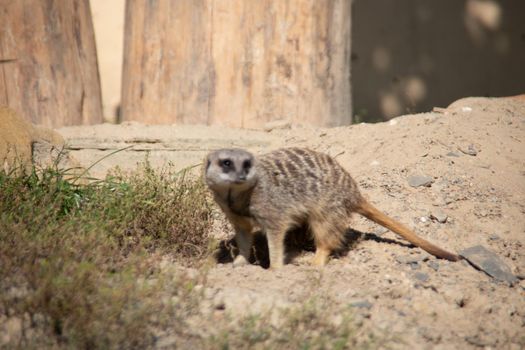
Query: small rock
465 335 494 347
374 227 389 236
418 327 442 343
350 300 373 309
410 263 421 270
213 294 226 310
446 152 460 157
444 197 454 205
488 233 500 241
519 280 525 290
389 119 398 126
460 245 519 285
427 261 440 271
370 160 380 166
461 106 473 113
419 216 428 223
432 106 448 113
413 272 429 282
430 210 448 223
408 175 434 187
396 254 429 264
458 144 478 156
442 289 467 307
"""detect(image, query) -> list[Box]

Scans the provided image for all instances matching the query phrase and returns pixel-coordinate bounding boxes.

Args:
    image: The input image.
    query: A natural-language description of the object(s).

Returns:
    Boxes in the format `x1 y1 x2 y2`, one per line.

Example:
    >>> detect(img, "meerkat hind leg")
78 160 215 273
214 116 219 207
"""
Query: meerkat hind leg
312 246 331 266
309 216 344 266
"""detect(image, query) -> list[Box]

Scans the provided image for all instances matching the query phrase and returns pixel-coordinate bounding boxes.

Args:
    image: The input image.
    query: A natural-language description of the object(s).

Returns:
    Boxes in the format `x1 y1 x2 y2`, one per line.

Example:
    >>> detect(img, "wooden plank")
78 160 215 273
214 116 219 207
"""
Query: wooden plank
121 0 352 127
0 0 103 127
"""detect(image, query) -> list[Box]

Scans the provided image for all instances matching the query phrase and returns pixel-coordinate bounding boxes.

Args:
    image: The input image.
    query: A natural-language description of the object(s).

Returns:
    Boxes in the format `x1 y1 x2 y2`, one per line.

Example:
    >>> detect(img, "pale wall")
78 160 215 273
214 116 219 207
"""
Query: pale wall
90 0 125 123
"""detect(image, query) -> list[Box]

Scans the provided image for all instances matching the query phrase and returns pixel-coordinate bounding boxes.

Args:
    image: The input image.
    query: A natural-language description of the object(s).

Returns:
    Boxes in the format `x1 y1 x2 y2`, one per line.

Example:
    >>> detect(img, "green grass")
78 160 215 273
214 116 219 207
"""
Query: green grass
0 162 212 348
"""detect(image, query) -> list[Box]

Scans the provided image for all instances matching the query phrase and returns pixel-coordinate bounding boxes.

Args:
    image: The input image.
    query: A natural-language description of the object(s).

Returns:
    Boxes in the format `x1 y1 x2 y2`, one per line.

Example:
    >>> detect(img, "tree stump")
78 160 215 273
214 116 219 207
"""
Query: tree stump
121 0 352 128
0 0 103 127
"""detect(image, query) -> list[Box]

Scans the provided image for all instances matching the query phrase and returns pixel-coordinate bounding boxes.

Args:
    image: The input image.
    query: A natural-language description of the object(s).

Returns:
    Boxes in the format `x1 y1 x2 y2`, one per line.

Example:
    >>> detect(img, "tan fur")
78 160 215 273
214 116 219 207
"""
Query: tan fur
205 147 460 269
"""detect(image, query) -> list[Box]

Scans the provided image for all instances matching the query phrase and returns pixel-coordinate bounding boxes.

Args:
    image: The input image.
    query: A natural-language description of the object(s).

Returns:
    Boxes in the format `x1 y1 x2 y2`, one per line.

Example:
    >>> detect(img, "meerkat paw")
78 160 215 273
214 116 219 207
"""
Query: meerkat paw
311 248 330 266
232 255 249 267
268 261 284 270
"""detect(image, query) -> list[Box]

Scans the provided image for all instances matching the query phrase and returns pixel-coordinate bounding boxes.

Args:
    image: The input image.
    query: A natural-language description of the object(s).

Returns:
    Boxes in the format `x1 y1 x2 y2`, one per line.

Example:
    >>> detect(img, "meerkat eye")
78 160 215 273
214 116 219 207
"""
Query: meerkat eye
243 160 252 170
220 159 232 168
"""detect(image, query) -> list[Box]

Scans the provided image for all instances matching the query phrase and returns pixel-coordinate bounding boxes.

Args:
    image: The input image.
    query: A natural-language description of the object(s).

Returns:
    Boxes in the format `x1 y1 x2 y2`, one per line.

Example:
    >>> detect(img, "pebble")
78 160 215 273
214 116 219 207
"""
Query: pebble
410 263 421 270
488 233 500 241
465 335 494 347
213 294 226 310
427 261 440 271
458 144 478 156
396 254 429 264
408 175 434 187
442 289 467 307
446 152 460 157
519 280 525 291
460 245 519 285
413 272 429 282
374 227 389 236
430 210 448 223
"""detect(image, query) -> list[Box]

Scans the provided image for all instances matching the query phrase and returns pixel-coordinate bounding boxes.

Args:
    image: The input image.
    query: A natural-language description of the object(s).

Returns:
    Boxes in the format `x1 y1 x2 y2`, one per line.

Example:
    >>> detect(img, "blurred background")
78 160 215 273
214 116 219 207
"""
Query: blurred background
1 0 524 127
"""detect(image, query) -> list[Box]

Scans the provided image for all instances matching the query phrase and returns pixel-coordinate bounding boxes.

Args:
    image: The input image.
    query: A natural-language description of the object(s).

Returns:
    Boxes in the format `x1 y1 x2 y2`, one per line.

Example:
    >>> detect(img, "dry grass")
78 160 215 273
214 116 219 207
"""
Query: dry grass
206 298 377 350
0 162 212 348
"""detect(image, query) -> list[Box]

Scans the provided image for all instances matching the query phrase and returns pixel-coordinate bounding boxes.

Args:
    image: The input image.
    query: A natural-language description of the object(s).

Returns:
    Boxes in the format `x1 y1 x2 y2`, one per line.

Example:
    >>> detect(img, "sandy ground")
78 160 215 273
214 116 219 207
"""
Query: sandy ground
58 96 525 348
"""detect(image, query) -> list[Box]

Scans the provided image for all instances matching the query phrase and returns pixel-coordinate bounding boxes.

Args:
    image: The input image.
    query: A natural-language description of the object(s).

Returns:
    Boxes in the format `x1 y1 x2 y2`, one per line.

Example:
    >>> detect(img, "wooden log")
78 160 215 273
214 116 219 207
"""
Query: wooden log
121 0 352 128
0 0 103 127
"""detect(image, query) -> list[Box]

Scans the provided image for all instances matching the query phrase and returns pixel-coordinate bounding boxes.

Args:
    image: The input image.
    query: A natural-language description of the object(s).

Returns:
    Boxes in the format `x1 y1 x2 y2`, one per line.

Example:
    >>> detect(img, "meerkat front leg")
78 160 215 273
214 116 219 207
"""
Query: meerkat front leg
233 230 253 267
266 230 286 269
231 218 254 267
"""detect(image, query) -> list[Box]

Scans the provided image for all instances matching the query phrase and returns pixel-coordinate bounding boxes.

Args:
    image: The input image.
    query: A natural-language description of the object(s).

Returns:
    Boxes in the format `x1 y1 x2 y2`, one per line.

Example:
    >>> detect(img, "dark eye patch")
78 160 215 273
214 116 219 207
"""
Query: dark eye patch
219 159 233 169
242 159 252 169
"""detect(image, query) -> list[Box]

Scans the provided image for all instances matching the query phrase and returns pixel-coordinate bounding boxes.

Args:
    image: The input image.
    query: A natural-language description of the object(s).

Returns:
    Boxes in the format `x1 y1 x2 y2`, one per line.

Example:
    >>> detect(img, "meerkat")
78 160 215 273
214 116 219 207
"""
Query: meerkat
205 147 460 269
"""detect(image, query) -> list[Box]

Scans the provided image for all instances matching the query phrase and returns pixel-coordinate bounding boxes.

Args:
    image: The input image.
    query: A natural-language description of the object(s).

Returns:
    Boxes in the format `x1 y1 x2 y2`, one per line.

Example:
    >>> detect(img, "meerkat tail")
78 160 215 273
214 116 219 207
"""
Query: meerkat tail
356 201 461 262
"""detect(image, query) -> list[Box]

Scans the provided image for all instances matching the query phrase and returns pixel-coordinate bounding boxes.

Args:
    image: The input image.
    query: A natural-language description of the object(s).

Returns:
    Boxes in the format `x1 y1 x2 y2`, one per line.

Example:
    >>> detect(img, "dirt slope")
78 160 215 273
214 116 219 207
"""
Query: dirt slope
58 97 525 348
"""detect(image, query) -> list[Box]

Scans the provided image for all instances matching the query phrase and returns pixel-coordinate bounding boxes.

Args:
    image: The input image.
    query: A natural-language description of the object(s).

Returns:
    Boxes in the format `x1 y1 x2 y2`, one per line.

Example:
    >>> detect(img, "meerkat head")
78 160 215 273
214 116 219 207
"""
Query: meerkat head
205 148 257 190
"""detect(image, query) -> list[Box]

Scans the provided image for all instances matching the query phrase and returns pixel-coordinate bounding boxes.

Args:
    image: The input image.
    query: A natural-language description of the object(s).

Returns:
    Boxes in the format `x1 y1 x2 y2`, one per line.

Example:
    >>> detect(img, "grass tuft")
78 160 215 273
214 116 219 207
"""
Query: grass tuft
0 161 212 348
